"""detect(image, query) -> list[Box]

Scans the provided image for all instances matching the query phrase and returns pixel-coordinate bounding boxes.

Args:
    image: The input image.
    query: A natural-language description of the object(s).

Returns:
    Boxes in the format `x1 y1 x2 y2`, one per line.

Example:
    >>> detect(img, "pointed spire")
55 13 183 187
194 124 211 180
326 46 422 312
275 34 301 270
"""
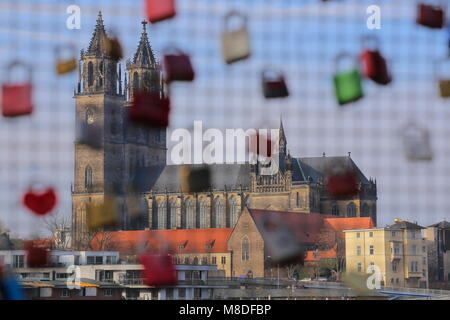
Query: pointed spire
131 21 157 68
86 11 108 56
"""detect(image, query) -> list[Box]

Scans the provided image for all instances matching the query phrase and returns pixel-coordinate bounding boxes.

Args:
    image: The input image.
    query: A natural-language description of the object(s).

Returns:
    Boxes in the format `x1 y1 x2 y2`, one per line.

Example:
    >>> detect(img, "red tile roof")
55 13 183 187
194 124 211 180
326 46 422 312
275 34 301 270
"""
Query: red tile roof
25 238 55 249
92 228 233 255
324 217 375 238
304 248 337 262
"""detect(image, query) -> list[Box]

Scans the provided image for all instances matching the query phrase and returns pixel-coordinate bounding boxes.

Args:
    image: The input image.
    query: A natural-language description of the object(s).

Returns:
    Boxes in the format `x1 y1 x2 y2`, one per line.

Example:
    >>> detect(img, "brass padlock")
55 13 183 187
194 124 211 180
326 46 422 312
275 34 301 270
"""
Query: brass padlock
55 44 77 75
435 58 450 98
221 10 251 64
86 199 118 231
439 79 450 97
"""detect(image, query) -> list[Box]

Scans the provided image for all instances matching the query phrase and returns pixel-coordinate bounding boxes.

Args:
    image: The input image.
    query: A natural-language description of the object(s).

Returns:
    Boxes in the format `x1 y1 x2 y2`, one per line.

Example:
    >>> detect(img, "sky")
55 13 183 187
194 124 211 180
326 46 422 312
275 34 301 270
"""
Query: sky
0 0 450 237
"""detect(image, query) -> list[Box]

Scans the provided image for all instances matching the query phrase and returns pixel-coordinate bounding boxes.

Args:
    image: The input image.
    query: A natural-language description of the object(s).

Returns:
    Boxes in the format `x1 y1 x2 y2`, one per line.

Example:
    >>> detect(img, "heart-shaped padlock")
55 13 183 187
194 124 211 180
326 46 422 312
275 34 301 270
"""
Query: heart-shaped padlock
23 187 57 216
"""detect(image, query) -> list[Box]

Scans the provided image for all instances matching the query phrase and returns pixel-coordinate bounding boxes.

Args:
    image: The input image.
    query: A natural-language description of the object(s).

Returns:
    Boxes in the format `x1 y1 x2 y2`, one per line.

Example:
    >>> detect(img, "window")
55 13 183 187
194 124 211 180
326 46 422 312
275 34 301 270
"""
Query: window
87 62 94 86
356 246 361 256
213 198 225 228
369 245 374 255
199 201 207 229
133 72 139 91
87 256 95 265
412 245 417 255
85 166 93 189
242 237 250 261
201 257 208 265
61 289 69 297
95 256 103 265
178 288 186 299
106 256 116 264
369 232 374 238
104 289 113 297
392 231 396 237
85 109 94 124
193 257 198 265
229 197 238 227
157 201 167 230
392 260 398 272
211 257 217 265
347 203 356 217
422 269 426 277
13 255 24 268
169 200 177 229
357 263 362 272
296 192 301 207
361 203 370 217
184 257 190 264
185 199 195 229
221 256 226 265
422 246 426 253
411 261 418 272
390 278 394 284
166 288 173 300
394 243 401 255
331 205 339 216
56 273 69 279
194 288 201 299
396 278 399 284
356 232 360 239
422 257 426 265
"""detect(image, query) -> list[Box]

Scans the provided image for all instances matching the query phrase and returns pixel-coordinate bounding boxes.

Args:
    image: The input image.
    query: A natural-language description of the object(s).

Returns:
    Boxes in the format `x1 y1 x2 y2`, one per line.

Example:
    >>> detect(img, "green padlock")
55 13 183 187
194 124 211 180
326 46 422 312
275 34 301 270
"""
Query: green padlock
333 53 364 105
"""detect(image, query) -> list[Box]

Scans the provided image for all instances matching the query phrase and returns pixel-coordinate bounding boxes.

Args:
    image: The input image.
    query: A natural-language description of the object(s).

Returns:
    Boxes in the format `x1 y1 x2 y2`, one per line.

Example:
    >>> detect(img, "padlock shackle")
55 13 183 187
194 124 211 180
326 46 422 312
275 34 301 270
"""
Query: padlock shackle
261 69 284 81
5 60 32 83
334 52 358 72
223 10 248 31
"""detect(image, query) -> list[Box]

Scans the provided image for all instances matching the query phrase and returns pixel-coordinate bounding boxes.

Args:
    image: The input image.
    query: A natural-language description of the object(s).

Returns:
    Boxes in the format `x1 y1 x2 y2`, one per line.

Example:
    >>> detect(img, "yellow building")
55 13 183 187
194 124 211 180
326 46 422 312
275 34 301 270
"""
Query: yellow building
344 219 428 289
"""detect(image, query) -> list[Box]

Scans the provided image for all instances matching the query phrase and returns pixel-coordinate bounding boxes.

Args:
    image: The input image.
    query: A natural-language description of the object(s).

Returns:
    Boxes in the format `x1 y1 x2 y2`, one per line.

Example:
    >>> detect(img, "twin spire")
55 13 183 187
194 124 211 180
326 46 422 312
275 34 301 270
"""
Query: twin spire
85 11 157 68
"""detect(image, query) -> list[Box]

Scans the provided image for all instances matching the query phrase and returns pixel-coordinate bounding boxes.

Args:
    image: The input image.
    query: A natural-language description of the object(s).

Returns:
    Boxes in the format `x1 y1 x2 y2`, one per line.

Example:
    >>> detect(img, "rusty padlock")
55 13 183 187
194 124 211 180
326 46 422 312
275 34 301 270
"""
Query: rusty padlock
55 44 77 75
262 69 289 98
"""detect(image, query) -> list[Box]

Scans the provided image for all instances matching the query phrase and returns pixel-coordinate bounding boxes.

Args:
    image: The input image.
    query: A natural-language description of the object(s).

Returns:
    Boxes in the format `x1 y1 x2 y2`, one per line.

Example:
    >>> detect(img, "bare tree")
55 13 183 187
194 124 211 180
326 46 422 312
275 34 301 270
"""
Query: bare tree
317 227 346 278
43 211 70 236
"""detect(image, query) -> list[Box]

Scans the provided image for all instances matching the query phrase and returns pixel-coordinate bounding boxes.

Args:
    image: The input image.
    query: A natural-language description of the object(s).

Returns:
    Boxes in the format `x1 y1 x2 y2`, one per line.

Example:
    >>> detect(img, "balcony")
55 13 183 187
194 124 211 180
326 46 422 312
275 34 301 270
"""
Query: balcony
406 270 423 278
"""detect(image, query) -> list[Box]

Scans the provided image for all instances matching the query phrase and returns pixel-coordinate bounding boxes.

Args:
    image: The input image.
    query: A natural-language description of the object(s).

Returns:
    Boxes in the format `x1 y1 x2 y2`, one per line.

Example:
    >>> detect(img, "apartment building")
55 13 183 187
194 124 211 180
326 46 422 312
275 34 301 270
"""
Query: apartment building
424 221 450 283
344 219 428 289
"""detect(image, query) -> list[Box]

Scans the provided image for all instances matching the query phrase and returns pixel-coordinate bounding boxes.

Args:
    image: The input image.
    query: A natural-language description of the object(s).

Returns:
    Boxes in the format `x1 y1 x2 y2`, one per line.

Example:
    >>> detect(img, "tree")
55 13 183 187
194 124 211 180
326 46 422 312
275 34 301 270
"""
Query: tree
317 227 346 279
42 211 71 249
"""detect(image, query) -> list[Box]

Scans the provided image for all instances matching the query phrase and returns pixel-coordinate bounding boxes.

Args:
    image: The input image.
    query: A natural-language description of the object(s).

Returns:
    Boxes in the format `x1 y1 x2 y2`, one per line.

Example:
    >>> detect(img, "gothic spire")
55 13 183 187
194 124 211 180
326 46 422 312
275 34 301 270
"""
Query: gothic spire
279 116 287 154
132 21 157 68
86 11 108 56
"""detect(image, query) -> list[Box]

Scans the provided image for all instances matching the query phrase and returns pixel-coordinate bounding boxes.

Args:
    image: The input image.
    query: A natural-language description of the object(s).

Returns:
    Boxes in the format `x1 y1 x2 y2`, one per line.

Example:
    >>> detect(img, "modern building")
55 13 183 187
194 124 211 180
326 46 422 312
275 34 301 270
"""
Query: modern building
344 219 429 289
71 13 378 247
424 221 450 283
91 228 233 277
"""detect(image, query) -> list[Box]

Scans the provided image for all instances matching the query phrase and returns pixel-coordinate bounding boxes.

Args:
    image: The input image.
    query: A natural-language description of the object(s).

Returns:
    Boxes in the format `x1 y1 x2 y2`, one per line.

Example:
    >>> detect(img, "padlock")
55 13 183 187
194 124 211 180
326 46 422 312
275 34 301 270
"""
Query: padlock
23 187 57 216
221 11 251 64
360 35 392 85
326 172 359 199
25 243 50 268
417 3 445 29
262 69 289 98
435 58 450 98
128 92 170 127
163 48 195 82
86 199 118 231
257 214 304 265
55 44 77 75
139 253 177 286
333 53 364 105
145 0 176 23
1 61 33 117
104 33 123 62
401 123 433 161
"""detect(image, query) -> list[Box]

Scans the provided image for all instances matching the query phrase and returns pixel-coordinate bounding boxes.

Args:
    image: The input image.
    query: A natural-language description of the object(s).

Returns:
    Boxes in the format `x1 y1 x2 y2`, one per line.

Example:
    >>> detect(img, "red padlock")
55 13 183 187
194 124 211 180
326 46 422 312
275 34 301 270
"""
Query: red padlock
139 253 178 286
23 187 57 216
326 172 359 199
416 3 445 29
262 69 289 98
128 92 170 127
25 243 50 268
163 48 195 82
1 61 33 117
145 0 176 23
360 36 392 85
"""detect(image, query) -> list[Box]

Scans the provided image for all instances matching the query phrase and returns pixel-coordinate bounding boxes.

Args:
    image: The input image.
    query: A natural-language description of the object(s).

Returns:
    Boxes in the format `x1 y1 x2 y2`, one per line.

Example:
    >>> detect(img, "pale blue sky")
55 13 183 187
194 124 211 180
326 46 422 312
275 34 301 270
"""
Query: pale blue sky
0 0 449 237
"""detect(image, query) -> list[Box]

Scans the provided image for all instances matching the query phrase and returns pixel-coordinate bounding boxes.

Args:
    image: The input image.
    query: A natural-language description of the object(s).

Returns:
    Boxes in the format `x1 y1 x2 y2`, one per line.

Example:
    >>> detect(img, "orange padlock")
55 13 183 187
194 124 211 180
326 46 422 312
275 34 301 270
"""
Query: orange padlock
55 44 77 75
1 61 33 117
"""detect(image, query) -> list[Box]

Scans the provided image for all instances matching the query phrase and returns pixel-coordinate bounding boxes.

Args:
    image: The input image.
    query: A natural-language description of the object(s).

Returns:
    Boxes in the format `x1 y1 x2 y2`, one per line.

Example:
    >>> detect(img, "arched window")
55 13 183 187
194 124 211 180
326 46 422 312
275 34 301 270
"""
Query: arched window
193 257 198 265
213 198 225 228
229 197 238 227
185 199 195 229
242 236 250 261
85 109 94 124
169 200 177 229
199 200 207 229
98 61 104 87
332 204 339 216
361 203 370 217
133 72 139 92
347 202 357 217
157 201 167 229
87 62 94 87
85 166 92 189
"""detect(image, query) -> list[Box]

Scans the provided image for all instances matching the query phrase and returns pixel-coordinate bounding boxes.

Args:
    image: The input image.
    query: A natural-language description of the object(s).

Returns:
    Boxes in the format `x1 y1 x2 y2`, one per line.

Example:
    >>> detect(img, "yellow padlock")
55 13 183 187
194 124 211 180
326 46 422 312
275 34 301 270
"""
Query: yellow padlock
56 58 77 75
439 79 450 98
86 199 118 231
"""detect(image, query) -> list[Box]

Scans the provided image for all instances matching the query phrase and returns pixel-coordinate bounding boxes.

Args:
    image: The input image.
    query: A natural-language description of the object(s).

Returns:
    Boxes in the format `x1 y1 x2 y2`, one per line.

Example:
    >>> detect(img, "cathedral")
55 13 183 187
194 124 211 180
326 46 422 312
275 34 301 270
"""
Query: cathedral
72 14 377 246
